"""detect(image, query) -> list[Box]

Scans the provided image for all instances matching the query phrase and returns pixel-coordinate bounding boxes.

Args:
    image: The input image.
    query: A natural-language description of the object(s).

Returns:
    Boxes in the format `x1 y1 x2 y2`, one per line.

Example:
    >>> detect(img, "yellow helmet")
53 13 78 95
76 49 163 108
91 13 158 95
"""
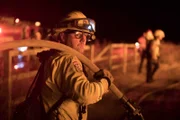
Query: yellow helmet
56 11 96 35
154 29 165 39
62 11 87 21
144 29 154 40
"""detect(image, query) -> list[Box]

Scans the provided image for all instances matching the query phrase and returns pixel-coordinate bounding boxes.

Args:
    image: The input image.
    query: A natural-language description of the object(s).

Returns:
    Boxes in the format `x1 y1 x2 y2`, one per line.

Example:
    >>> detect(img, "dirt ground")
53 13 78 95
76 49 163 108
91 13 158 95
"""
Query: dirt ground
87 44 180 120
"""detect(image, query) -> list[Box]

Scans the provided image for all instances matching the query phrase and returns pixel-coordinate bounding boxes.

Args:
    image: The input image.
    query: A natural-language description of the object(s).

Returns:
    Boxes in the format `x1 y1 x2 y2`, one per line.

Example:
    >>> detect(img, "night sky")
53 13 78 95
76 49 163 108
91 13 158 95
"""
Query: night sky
0 0 180 43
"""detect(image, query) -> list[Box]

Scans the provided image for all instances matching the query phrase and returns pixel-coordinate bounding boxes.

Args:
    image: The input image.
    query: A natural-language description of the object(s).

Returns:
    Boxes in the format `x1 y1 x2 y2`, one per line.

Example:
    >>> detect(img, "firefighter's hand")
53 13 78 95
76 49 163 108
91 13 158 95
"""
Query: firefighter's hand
93 69 114 87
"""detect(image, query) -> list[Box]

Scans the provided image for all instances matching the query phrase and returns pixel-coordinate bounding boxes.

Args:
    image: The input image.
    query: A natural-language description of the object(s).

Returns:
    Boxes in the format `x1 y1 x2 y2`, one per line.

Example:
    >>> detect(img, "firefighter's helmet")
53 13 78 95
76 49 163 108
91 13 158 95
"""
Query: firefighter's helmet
144 29 154 40
56 11 96 36
154 29 165 39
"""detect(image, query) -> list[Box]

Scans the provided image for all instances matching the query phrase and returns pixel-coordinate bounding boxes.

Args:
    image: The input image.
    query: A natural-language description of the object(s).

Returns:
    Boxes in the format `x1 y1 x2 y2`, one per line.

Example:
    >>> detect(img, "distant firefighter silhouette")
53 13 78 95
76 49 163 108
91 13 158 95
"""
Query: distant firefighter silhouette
146 29 165 83
138 29 154 74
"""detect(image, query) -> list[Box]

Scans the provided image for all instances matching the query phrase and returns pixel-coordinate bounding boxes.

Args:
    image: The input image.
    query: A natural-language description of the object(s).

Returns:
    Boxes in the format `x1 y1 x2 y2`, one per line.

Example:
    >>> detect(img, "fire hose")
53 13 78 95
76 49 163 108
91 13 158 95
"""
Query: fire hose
0 40 144 120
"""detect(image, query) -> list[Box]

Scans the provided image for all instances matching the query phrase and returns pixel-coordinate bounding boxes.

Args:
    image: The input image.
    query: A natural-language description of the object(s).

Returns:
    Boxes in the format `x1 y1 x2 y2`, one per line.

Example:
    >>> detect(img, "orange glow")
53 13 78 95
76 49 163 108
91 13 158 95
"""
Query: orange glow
35 21 41 26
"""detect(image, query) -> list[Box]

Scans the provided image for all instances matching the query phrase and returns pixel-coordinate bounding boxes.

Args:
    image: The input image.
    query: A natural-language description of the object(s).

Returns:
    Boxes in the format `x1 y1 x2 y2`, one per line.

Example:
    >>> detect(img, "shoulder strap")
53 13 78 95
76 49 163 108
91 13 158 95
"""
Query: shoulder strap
26 62 45 99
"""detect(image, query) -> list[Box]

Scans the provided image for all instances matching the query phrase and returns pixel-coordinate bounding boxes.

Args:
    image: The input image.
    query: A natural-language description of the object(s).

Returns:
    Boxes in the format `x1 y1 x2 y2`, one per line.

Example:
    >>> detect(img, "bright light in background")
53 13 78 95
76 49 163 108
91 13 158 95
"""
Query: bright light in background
135 42 140 49
15 18 20 23
17 46 28 52
0 28 2 33
14 62 25 70
17 54 23 59
35 21 41 26
14 55 25 69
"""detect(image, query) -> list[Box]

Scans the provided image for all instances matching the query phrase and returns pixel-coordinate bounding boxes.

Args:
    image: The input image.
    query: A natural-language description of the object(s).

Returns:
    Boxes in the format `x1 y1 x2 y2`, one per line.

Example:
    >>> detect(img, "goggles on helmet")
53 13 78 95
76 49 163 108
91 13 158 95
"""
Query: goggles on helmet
59 18 96 33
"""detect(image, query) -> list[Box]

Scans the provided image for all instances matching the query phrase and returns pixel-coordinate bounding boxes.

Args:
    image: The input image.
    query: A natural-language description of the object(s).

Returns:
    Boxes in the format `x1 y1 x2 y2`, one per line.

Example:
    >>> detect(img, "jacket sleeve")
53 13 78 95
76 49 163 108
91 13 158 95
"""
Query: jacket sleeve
55 54 108 105
150 40 159 60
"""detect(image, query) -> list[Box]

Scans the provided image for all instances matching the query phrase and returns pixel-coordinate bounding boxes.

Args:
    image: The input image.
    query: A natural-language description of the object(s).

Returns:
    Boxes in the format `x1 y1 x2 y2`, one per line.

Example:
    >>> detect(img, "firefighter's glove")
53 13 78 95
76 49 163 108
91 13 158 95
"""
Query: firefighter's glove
93 69 114 87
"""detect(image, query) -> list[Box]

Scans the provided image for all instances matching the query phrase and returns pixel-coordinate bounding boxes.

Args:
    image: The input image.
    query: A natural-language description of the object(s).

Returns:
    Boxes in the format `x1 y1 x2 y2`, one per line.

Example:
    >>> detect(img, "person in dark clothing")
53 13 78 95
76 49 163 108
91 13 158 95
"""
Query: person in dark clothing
138 29 154 73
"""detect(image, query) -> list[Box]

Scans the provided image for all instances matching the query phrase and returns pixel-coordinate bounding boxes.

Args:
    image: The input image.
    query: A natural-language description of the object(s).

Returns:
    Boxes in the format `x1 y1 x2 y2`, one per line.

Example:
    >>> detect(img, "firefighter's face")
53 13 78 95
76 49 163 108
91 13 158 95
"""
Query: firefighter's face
63 31 90 53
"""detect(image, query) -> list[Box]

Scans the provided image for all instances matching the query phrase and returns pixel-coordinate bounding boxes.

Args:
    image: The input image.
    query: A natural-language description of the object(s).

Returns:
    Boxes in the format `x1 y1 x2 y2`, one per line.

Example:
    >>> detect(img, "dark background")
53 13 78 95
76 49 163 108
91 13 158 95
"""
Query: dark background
0 0 179 43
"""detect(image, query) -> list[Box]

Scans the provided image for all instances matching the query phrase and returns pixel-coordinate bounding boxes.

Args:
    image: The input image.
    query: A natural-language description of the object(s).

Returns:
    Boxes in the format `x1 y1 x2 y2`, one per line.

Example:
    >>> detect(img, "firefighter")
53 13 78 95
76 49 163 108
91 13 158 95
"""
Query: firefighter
138 29 154 73
146 29 165 83
37 11 114 120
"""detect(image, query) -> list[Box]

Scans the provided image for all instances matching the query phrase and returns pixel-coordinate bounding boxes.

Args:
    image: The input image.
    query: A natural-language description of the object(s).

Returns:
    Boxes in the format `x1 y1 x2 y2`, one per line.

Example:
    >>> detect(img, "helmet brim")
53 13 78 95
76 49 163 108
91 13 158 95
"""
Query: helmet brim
55 27 95 34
